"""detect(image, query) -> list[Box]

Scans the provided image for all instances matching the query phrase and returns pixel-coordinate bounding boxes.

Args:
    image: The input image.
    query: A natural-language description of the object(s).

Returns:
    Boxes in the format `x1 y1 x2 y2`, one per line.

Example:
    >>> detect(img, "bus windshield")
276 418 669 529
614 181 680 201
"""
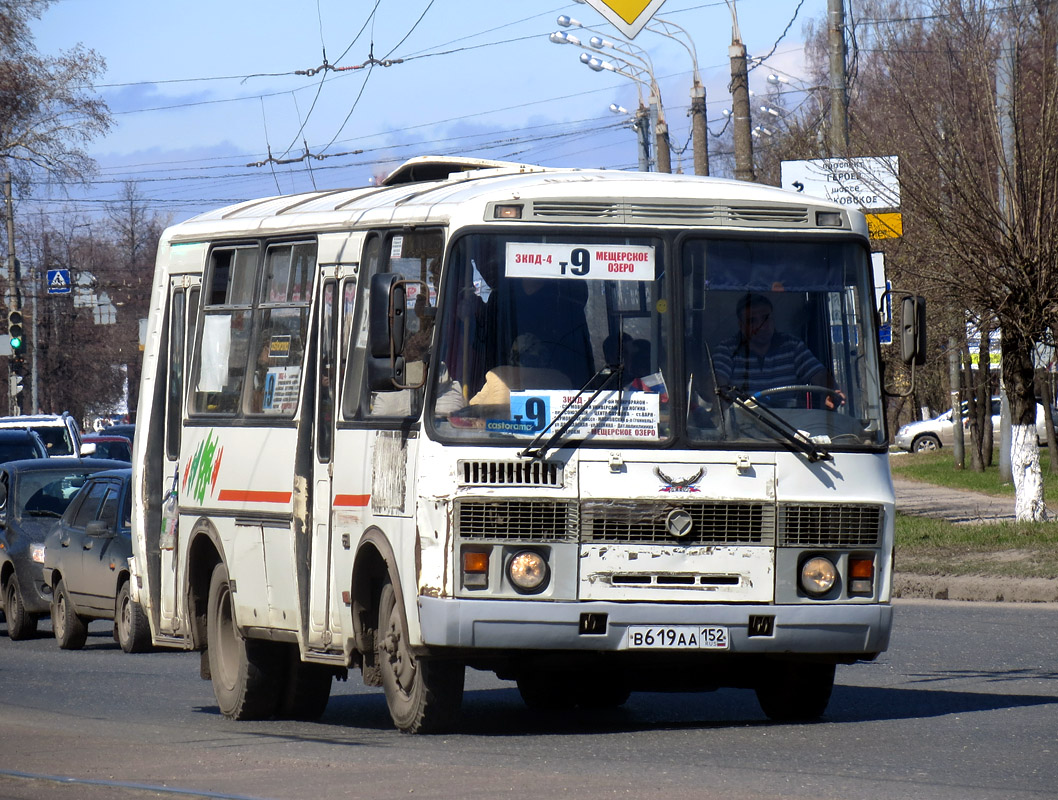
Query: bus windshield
428 232 884 449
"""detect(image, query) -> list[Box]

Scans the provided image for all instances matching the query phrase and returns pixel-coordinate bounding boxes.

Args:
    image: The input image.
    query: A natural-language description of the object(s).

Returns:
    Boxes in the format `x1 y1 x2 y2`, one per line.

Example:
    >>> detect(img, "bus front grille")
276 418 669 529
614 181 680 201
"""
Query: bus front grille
778 504 883 547
455 499 578 541
580 501 775 545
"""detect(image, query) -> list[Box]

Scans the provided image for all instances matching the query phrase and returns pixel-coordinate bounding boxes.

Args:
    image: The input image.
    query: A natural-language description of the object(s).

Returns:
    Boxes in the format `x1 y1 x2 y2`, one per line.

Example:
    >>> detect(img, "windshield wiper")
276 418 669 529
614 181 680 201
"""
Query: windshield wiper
519 364 621 462
718 386 832 463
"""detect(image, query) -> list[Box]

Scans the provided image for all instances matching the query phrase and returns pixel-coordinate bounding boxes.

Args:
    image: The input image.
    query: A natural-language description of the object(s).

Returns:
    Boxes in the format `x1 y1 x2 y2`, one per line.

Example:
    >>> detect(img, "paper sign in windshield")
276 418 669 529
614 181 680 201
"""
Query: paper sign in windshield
487 390 660 438
505 243 654 282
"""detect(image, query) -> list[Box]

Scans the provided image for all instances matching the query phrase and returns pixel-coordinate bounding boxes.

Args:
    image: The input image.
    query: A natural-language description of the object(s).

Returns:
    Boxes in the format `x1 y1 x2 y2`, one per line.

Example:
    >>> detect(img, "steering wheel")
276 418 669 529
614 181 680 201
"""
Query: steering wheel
752 384 845 409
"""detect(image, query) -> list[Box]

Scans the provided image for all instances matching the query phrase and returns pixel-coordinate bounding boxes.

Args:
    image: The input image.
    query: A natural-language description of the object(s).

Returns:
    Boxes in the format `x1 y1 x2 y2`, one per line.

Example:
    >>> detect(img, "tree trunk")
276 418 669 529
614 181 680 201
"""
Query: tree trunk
1003 333 1048 521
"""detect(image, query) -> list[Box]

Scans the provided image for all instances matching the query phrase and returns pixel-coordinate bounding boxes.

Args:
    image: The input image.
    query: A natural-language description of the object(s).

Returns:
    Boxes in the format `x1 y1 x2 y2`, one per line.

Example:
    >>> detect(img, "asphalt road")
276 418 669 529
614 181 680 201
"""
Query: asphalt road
2 600 1057 800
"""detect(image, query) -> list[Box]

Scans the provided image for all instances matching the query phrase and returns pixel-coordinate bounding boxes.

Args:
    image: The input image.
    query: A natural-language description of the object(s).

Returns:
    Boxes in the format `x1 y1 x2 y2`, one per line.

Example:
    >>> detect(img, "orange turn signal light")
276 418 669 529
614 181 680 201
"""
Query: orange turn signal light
463 552 489 574
849 558 874 579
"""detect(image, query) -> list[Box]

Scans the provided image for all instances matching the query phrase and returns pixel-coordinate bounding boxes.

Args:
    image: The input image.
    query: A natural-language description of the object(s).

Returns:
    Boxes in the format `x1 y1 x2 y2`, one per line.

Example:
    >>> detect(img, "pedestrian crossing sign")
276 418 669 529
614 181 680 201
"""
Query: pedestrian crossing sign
579 0 667 38
47 268 72 294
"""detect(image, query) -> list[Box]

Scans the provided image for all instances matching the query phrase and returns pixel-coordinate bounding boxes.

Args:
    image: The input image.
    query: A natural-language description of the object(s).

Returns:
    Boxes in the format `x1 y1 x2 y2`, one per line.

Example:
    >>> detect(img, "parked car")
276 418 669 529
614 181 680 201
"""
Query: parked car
0 429 48 463
41 468 150 652
104 423 136 443
0 413 82 456
894 397 1058 452
0 458 128 639
80 433 132 463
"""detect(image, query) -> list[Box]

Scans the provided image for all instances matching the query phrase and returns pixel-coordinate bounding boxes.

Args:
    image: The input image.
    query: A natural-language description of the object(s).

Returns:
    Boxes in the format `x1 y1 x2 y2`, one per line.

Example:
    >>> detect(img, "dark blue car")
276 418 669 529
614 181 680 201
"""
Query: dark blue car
0 458 128 639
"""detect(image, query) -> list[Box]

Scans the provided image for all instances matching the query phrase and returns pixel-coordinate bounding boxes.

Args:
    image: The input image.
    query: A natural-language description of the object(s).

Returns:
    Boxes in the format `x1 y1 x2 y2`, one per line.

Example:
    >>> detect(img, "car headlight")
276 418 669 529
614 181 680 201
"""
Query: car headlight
507 550 549 593
800 556 837 596
31 543 46 564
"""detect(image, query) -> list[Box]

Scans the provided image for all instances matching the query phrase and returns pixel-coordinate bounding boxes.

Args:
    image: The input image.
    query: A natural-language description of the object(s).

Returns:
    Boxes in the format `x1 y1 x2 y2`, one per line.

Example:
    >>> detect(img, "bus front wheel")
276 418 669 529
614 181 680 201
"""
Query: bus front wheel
207 562 280 720
378 580 464 733
755 661 835 721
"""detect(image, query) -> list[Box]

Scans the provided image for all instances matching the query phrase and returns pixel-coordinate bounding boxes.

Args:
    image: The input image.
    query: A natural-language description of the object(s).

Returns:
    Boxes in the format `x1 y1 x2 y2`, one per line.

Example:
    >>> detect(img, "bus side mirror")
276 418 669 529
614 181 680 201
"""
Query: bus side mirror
900 296 927 366
366 355 407 392
368 273 405 358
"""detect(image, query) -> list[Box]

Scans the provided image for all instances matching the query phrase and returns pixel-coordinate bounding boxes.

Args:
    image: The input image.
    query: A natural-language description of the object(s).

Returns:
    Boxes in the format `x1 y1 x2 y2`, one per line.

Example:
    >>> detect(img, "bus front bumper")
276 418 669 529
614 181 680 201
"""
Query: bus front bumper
417 596 893 657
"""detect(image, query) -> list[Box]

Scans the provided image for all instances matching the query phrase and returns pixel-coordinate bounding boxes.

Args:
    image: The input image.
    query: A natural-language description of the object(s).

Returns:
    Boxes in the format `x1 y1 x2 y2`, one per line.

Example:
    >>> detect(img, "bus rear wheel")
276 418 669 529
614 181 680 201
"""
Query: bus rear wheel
378 580 464 733
207 562 281 720
755 661 835 721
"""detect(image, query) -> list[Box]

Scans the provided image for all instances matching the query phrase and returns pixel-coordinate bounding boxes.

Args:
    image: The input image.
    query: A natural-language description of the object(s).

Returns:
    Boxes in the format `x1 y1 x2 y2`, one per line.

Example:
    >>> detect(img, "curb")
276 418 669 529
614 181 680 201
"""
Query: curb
893 573 1058 603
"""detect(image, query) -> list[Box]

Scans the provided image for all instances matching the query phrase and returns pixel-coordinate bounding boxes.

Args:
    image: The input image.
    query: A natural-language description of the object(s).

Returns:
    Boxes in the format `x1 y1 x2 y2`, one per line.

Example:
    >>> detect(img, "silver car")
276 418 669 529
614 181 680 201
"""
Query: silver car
894 397 1058 452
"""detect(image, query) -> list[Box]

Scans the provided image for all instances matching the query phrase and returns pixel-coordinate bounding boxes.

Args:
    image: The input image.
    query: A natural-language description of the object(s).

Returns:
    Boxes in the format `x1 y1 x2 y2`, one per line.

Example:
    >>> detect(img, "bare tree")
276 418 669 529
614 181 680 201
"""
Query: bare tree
772 0 1057 520
0 0 111 188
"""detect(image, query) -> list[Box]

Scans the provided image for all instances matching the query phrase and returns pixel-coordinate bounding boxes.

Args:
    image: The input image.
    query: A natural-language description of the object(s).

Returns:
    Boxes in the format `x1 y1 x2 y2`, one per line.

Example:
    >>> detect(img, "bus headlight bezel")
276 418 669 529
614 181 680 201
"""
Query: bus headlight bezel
507 549 549 594
799 555 838 597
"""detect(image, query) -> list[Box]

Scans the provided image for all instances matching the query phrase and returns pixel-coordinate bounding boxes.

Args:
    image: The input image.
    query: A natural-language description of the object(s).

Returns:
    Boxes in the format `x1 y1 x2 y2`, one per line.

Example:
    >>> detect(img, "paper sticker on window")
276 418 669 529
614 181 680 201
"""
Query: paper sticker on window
262 366 301 414
505 243 654 281
268 335 292 360
494 390 660 438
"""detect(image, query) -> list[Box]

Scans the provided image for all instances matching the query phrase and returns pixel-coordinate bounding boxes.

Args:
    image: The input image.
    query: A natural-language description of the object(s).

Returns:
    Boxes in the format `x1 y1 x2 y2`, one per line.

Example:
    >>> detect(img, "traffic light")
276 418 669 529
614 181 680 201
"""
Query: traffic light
8 309 24 355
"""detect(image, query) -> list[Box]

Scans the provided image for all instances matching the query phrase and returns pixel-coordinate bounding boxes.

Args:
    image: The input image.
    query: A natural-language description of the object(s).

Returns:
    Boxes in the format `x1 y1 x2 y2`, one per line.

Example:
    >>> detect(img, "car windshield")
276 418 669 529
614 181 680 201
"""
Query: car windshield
18 470 98 518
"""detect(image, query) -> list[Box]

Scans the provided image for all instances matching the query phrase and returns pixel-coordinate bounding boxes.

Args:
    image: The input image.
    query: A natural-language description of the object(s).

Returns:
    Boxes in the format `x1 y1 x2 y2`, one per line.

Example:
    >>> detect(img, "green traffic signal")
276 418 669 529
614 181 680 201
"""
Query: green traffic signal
7 309 24 353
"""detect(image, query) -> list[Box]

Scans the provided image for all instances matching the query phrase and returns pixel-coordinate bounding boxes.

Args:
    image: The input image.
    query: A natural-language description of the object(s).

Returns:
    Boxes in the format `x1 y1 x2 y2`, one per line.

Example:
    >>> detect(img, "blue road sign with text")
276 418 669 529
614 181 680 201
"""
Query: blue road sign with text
47 269 71 294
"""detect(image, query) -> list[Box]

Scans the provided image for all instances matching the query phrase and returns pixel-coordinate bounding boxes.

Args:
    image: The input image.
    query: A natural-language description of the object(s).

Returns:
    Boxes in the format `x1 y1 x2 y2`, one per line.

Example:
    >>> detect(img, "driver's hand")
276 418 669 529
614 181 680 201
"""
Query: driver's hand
825 389 846 410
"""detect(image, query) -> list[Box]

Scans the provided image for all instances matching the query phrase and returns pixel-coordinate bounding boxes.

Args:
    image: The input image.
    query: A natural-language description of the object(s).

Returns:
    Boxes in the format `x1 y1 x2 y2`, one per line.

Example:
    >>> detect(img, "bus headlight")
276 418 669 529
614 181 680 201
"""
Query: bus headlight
800 556 837 596
507 550 549 593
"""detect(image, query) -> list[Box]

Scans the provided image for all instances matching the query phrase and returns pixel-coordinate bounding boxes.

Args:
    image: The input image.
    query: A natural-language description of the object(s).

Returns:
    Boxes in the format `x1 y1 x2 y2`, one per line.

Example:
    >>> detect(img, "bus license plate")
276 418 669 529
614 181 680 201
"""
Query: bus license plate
626 625 729 650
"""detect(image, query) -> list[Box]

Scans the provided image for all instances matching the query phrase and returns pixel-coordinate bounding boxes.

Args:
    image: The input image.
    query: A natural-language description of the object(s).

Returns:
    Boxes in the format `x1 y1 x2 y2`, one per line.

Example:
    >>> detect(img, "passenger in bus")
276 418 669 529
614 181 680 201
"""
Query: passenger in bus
712 293 842 407
466 333 569 411
602 333 668 402
465 275 594 394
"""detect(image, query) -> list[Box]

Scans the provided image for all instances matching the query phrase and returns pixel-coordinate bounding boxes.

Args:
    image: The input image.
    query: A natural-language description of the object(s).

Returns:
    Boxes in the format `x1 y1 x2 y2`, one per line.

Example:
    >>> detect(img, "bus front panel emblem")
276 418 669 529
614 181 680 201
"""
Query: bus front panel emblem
665 508 694 540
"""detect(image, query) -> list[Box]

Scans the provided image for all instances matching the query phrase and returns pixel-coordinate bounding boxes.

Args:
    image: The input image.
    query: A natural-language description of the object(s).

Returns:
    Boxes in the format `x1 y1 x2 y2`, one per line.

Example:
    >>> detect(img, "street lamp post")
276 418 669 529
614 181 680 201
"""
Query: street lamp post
611 103 652 172
645 17 709 176
553 17 671 173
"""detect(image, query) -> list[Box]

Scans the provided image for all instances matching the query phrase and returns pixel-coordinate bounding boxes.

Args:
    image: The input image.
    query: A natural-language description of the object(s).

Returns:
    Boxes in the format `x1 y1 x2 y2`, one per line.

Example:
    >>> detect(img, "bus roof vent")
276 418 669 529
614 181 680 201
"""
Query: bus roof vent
532 201 620 219
521 200 807 226
728 204 811 224
459 460 564 487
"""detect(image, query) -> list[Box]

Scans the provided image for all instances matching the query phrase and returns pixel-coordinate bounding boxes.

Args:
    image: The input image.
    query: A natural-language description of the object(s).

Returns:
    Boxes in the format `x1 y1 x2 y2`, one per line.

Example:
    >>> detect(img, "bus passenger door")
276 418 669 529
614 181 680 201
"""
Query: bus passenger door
308 272 341 649
160 277 199 637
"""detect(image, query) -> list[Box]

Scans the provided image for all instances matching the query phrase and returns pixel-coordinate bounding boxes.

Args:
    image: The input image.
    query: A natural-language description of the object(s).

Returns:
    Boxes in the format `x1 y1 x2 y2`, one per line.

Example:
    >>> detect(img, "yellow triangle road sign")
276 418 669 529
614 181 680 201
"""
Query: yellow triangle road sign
580 0 668 39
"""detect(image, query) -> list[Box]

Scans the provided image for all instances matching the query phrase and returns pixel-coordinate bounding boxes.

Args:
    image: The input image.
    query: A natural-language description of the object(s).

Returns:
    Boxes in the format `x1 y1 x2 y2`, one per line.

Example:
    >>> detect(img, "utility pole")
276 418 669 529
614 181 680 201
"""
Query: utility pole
4 172 25 415
827 0 850 154
729 13 756 182
652 97 672 173
634 105 652 172
690 82 709 175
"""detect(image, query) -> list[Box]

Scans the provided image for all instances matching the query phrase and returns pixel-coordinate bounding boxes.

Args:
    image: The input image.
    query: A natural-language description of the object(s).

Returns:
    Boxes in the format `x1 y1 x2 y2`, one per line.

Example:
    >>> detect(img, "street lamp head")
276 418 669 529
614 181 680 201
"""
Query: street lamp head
550 31 581 45
589 35 613 50
760 105 781 116
767 74 789 85
609 103 629 115
557 15 583 29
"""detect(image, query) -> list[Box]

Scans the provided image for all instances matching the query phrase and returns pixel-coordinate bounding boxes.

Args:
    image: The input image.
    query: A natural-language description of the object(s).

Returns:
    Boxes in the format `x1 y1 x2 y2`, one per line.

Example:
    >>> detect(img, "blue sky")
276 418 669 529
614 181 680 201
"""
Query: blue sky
30 0 830 223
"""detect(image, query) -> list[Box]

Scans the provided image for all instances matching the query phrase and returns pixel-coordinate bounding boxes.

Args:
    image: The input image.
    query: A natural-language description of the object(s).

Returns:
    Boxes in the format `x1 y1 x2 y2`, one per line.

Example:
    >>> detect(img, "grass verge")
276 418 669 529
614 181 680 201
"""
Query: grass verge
895 514 1058 578
889 448 1058 504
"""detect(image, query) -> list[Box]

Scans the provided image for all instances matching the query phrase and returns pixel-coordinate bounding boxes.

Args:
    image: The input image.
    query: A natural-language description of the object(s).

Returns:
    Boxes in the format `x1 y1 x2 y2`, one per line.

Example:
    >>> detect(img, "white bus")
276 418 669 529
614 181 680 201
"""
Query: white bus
131 156 917 733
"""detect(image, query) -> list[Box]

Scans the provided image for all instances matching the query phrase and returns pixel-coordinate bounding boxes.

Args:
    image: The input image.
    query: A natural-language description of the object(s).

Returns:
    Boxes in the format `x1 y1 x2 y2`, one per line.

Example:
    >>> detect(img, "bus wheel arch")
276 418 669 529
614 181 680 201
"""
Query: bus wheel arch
350 528 400 687
186 519 223 650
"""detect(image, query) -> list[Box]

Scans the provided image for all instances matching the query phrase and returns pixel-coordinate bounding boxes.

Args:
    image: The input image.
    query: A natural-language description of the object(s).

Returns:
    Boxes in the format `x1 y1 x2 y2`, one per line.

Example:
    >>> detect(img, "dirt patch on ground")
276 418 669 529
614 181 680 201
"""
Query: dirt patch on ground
893 573 1058 603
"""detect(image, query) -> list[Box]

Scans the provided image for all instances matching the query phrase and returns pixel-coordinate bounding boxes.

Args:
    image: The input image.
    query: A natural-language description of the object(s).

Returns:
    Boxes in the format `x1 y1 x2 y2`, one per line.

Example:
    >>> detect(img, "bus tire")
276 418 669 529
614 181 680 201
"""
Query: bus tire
755 661 835 721
4 574 38 640
115 580 152 653
53 579 88 650
378 580 464 734
207 562 280 720
277 646 332 721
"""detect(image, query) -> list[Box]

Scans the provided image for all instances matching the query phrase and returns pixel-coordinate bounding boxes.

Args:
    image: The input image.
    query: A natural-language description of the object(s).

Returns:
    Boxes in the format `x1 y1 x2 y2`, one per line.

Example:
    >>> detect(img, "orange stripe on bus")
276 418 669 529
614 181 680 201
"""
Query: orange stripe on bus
217 489 292 504
334 494 371 507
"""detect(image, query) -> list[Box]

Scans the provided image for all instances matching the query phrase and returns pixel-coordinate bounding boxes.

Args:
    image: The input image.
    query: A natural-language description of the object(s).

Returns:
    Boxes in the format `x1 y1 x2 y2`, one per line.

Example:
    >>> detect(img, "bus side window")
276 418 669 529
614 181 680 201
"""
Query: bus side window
248 241 317 416
360 230 443 420
191 246 258 415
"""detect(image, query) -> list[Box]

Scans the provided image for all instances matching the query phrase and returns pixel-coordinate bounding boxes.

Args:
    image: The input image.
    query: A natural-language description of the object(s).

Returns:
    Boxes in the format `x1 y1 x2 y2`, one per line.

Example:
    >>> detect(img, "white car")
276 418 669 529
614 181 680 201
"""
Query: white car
0 413 82 457
894 397 1058 452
